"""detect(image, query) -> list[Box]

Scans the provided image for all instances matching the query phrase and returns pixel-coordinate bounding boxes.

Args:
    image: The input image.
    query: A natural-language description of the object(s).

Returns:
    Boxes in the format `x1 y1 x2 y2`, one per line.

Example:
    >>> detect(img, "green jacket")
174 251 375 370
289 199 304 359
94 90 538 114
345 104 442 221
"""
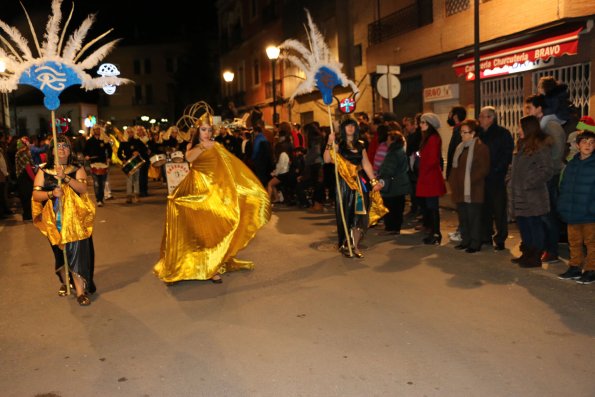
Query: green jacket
378 143 411 197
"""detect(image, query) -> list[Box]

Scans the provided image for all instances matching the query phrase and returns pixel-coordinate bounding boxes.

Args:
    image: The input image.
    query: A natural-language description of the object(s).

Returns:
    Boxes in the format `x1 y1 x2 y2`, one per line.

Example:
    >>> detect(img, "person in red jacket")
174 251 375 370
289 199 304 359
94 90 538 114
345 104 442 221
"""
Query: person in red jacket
417 113 447 245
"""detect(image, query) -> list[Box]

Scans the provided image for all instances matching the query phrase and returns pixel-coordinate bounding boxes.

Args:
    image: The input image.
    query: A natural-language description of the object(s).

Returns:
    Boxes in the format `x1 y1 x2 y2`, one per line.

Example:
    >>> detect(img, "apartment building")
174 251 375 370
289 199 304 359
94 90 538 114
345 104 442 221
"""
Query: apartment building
217 0 594 143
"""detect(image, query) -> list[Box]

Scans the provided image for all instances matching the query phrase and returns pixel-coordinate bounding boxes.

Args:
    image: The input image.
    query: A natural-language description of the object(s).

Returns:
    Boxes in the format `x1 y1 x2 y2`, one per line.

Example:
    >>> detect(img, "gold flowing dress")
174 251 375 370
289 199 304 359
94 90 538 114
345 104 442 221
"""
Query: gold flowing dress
153 143 271 283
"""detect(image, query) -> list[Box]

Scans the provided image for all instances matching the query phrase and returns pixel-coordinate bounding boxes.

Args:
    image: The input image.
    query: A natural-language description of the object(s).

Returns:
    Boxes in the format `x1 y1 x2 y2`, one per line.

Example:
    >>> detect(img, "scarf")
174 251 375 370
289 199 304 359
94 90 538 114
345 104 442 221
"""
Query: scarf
452 137 477 203
15 146 33 178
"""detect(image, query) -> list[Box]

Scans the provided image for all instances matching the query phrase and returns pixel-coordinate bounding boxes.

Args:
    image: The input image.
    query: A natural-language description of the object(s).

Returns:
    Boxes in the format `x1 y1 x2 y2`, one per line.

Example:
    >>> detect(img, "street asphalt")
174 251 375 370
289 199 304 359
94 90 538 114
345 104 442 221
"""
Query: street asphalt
1 167 594 397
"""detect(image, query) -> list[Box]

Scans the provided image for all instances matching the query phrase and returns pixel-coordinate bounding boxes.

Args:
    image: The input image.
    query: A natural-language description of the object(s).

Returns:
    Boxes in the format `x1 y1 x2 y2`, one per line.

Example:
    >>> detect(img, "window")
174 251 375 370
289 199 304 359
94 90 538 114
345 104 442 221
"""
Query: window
300 111 314 126
250 0 258 19
393 75 423 120
481 75 524 134
133 59 141 75
145 84 154 105
144 58 152 74
253 58 260 86
445 0 470 16
134 85 143 104
237 61 246 92
353 44 362 67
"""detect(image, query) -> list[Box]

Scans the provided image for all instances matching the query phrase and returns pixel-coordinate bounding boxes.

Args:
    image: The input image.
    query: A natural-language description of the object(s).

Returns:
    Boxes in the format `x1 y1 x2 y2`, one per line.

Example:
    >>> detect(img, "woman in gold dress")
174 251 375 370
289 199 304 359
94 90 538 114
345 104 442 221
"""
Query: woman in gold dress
32 135 96 305
153 118 271 284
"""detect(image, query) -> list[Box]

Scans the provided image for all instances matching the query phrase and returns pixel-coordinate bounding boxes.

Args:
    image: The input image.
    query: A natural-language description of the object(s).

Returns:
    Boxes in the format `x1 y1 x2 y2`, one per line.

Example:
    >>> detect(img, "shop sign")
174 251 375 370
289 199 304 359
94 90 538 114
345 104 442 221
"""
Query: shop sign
423 84 459 102
453 27 582 81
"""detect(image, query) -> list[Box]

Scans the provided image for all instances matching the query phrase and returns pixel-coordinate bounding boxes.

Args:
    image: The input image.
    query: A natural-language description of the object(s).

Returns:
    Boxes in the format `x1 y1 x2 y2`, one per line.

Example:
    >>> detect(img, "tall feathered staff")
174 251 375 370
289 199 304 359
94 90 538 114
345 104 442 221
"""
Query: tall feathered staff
279 9 359 256
0 0 131 295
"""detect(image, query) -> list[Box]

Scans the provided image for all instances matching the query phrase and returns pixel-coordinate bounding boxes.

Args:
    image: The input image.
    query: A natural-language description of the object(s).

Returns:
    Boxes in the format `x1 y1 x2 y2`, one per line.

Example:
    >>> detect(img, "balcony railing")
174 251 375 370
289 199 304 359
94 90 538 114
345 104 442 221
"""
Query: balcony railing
368 0 433 46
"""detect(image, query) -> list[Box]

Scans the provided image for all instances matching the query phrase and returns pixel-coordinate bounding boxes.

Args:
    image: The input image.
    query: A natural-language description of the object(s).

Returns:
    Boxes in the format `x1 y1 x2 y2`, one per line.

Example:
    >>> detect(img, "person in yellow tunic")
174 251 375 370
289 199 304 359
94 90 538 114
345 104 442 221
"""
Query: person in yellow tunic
153 116 271 284
32 135 96 306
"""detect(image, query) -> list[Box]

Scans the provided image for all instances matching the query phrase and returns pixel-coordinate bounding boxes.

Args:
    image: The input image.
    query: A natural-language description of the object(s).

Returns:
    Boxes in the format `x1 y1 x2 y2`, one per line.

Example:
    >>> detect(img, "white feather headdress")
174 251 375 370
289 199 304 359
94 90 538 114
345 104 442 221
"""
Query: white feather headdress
279 9 358 104
0 0 131 93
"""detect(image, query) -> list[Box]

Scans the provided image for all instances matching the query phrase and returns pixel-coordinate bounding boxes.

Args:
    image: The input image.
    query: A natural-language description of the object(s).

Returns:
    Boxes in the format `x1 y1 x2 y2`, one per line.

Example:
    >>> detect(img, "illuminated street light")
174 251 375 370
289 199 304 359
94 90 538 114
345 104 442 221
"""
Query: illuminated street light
222 70 235 83
266 45 280 125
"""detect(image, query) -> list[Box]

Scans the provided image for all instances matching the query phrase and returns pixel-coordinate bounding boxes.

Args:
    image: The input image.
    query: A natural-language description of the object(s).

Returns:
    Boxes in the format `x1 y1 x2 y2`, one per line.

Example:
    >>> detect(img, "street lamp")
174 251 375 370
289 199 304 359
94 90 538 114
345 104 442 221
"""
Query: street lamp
266 45 280 125
222 70 234 100
222 70 234 83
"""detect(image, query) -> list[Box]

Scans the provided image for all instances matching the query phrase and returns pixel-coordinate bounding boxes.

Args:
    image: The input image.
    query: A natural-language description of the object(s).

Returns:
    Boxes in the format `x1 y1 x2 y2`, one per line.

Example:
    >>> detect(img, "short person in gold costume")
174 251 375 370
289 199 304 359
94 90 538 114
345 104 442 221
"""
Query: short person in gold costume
153 118 271 284
32 135 96 306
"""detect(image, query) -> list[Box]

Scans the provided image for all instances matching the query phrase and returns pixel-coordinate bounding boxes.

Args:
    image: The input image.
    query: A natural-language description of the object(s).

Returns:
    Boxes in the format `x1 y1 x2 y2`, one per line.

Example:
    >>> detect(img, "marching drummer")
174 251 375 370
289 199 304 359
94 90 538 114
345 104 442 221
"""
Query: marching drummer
162 126 184 152
84 125 112 207
117 127 148 204
147 132 166 182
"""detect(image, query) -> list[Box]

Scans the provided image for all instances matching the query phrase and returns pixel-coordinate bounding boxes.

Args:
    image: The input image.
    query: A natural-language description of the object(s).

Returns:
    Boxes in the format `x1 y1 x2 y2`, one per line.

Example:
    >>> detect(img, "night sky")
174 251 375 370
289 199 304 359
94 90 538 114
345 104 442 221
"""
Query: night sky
2 0 218 46
2 0 221 108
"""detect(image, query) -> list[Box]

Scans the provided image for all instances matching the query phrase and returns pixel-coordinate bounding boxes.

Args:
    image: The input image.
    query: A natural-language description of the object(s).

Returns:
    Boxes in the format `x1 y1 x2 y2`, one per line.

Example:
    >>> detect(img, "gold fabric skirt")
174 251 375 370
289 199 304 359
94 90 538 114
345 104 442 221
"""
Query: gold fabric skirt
153 144 271 282
32 185 96 247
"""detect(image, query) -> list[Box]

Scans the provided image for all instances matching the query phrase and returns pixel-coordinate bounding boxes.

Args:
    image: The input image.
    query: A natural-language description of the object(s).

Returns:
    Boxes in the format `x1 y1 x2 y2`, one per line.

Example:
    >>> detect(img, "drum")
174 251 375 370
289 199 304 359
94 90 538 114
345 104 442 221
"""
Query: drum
122 154 145 176
170 151 184 163
90 162 109 175
150 153 167 167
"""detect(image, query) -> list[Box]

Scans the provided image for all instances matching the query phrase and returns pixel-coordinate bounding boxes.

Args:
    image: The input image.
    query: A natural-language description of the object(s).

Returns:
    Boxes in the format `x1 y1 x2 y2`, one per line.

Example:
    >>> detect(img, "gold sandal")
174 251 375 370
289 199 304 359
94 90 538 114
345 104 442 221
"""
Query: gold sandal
58 284 68 296
76 294 91 306
58 284 74 297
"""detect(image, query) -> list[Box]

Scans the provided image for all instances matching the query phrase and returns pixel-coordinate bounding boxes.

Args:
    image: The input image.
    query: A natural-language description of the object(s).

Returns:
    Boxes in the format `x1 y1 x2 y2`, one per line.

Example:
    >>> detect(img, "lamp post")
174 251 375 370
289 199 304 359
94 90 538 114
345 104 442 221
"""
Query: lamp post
222 70 234 100
266 45 280 125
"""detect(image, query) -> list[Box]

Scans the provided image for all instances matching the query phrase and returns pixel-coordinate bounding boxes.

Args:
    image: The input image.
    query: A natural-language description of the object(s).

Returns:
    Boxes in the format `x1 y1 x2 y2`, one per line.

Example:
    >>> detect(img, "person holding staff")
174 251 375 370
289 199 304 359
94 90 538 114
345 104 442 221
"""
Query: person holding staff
323 118 385 258
32 135 96 306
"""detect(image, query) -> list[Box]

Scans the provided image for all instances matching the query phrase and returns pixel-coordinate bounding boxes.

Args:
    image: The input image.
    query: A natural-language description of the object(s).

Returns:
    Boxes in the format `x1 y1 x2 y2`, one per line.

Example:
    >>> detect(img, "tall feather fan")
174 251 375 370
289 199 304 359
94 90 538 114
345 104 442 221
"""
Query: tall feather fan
278 9 358 106
0 0 130 95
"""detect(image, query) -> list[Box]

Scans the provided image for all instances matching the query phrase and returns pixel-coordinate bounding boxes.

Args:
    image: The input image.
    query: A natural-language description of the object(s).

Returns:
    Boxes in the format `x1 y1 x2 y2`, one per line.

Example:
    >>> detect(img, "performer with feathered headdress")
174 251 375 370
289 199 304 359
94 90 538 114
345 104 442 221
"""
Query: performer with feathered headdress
279 10 386 258
153 103 271 284
32 135 96 305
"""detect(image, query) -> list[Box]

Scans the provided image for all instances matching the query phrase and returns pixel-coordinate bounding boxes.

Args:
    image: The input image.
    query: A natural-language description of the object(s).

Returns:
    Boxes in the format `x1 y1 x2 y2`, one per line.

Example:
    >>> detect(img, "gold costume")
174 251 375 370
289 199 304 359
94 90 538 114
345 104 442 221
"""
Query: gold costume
335 153 388 226
153 143 271 283
32 171 96 247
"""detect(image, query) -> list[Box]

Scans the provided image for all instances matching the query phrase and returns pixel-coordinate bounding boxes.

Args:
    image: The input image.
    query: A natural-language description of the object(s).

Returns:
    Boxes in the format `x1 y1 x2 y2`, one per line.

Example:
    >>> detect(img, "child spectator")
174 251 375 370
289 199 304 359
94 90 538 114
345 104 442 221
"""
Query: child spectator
537 76 573 127
557 129 595 284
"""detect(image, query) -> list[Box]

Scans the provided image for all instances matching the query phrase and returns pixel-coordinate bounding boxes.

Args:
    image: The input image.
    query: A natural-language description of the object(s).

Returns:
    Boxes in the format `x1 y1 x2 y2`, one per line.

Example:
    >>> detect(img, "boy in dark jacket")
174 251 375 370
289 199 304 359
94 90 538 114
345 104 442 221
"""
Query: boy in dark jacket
557 130 595 284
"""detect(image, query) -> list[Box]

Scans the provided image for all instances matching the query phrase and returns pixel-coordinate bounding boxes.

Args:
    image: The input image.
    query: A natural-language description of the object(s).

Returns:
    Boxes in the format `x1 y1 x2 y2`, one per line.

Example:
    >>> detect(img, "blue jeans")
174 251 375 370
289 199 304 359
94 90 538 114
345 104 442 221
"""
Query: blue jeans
541 175 560 256
517 216 545 252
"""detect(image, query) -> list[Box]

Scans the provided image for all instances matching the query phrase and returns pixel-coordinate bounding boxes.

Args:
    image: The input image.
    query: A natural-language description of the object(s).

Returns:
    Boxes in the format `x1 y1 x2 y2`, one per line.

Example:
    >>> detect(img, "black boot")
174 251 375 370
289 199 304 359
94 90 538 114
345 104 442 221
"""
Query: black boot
519 246 542 268
423 209 442 245
511 243 526 264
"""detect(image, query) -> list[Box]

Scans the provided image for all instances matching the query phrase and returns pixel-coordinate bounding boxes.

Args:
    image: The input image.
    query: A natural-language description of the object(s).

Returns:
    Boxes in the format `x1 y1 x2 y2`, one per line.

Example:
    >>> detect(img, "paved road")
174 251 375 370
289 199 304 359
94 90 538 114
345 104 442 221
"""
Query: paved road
1 167 594 397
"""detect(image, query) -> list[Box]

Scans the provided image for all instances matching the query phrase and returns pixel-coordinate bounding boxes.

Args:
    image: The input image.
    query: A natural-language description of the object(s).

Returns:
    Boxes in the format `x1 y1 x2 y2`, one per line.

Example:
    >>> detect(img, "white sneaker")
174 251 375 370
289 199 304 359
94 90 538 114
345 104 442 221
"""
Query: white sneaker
448 231 462 242
97 201 104 207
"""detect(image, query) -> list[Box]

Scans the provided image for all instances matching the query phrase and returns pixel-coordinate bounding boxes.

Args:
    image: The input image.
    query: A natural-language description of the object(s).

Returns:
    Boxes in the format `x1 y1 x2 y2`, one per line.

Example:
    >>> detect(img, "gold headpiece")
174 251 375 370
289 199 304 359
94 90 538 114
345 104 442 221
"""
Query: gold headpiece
176 101 215 130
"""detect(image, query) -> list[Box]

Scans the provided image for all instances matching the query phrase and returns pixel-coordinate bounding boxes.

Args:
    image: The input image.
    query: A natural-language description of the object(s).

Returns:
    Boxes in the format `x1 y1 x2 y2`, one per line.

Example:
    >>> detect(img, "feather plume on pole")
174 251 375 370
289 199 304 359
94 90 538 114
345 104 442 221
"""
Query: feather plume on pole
278 9 359 105
0 0 131 98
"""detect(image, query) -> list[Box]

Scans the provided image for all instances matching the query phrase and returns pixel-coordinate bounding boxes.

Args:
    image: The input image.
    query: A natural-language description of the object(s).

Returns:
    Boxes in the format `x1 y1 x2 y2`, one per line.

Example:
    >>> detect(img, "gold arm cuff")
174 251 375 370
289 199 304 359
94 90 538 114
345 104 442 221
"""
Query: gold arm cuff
63 175 72 184
33 186 43 191
47 190 54 200
77 178 86 183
